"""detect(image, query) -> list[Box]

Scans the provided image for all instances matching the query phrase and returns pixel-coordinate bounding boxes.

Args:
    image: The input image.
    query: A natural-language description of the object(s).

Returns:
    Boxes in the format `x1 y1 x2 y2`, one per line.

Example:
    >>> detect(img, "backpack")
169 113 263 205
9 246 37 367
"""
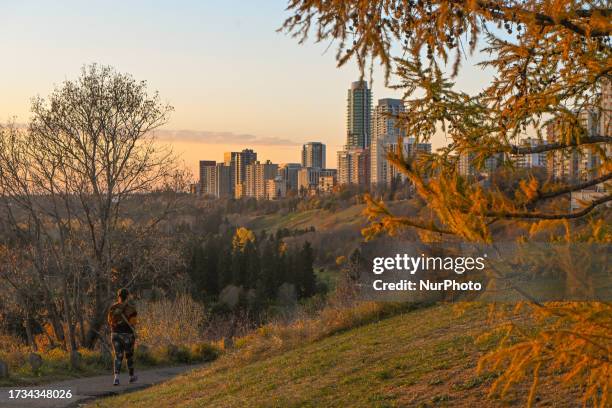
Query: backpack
108 302 137 333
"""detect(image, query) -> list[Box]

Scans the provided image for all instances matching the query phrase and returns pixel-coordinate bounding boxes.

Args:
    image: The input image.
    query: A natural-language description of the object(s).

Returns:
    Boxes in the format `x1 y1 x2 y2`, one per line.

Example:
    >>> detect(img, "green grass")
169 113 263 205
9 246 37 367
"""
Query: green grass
243 205 367 233
87 304 579 407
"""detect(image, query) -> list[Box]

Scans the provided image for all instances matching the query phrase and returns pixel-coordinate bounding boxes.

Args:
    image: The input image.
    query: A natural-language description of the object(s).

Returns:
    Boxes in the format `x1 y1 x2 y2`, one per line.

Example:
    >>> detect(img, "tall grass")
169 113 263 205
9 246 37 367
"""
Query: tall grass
0 294 221 385
137 294 206 348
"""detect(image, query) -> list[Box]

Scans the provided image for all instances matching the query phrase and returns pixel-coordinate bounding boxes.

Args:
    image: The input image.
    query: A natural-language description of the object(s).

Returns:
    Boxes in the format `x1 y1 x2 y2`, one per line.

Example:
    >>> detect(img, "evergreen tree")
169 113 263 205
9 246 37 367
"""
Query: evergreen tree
243 240 260 289
258 238 278 299
186 241 207 299
202 240 220 296
217 244 233 290
297 241 317 299
230 246 243 286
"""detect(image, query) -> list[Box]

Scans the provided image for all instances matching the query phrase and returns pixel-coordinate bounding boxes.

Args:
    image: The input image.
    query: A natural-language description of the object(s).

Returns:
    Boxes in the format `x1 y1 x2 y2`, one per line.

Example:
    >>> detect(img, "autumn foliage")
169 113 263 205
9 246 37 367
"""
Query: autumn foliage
282 0 610 405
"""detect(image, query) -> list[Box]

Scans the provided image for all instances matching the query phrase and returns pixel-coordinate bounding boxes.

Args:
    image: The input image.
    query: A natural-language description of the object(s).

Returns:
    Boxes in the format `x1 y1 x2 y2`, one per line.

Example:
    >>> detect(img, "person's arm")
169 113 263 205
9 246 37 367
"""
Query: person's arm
107 306 113 327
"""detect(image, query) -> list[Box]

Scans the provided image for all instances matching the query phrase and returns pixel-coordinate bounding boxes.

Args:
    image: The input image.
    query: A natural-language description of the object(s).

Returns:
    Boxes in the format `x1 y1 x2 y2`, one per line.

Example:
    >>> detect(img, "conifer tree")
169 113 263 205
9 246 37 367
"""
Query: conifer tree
244 240 261 289
259 239 279 299
283 1 610 405
297 242 317 298
217 244 233 290
202 240 220 296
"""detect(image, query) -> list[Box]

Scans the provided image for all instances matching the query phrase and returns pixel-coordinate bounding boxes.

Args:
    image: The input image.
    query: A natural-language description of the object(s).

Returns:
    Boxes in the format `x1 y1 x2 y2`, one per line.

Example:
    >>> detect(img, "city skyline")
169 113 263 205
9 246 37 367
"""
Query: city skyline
0 0 499 175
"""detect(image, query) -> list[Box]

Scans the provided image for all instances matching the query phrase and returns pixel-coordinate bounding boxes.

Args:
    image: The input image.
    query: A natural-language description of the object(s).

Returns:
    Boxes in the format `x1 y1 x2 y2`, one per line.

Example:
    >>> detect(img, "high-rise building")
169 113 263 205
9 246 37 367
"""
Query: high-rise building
458 151 503 178
224 152 239 196
577 109 601 180
215 163 232 198
337 150 351 186
302 142 326 169
388 138 432 183
297 167 337 193
278 163 302 192
266 177 286 200
510 137 547 169
600 77 611 138
236 149 257 187
199 160 216 196
225 149 257 198
349 149 370 186
547 109 603 182
347 80 372 149
458 152 476 177
337 148 370 186
371 98 406 186
245 160 278 199
318 175 336 193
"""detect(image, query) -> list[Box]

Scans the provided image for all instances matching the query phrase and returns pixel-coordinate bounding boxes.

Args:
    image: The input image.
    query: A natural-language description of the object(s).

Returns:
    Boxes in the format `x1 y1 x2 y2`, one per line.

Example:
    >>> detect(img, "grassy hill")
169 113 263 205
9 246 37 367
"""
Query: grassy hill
240 204 368 232
89 304 579 407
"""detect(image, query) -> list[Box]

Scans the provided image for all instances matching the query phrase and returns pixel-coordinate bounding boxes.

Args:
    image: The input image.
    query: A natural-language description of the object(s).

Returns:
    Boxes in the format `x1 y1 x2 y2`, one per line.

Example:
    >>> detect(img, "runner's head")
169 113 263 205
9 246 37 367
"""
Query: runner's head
118 288 129 303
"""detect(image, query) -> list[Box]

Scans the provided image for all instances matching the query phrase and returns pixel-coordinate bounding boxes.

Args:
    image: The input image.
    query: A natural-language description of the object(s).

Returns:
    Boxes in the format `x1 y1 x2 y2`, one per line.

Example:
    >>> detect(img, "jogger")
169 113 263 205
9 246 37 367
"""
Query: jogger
107 288 138 385
112 332 136 377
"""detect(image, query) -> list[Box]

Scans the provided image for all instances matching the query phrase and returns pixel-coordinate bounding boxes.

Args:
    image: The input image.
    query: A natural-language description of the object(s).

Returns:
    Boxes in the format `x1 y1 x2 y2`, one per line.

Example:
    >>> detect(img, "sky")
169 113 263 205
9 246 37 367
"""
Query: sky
0 0 495 174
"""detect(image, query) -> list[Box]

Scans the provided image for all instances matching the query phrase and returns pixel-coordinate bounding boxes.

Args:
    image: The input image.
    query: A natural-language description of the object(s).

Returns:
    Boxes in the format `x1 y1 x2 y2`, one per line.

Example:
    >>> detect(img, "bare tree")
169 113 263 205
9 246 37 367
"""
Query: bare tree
0 64 186 350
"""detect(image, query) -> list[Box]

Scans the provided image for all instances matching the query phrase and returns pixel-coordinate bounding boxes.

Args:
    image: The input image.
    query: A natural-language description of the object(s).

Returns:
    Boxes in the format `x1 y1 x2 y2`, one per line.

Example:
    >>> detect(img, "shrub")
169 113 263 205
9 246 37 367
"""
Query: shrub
80 349 111 369
134 345 157 366
137 294 206 348
160 344 192 364
0 333 25 354
191 343 221 362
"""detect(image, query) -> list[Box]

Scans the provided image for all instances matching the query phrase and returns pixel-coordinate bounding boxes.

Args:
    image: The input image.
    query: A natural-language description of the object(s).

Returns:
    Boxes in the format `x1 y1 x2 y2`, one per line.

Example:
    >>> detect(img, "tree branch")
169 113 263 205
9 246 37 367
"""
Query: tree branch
485 192 612 219
527 172 612 206
382 217 456 235
507 135 612 155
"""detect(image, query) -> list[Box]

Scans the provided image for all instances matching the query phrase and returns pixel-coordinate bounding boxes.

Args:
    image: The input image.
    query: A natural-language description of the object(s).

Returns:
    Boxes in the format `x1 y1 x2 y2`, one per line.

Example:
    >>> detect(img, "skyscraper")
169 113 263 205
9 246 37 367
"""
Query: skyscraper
510 137 547 169
346 80 372 149
547 109 602 182
199 160 216 196
301 142 326 169
337 148 369 186
215 163 232 198
297 167 335 191
245 160 278 199
225 149 257 198
337 150 351 186
278 163 302 192
370 98 406 186
600 77 611 138
338 80 373 186
236 149 257 186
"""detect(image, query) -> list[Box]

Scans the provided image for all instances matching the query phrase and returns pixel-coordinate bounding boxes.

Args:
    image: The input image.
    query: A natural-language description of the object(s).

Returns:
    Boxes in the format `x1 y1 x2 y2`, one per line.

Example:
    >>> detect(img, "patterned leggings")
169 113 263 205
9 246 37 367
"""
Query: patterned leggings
111 333 135 375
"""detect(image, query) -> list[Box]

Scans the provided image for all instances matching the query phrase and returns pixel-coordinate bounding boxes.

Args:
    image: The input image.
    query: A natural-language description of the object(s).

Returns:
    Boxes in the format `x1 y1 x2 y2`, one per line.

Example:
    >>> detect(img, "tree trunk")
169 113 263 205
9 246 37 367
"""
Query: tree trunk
62 278 78 356
83 279 108 349
23 314 37 352
48 306 66 348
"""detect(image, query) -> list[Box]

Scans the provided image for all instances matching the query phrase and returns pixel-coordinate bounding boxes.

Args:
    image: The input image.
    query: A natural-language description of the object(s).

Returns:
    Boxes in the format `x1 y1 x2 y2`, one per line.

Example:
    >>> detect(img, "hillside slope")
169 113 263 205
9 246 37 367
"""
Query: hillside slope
90 305 579 407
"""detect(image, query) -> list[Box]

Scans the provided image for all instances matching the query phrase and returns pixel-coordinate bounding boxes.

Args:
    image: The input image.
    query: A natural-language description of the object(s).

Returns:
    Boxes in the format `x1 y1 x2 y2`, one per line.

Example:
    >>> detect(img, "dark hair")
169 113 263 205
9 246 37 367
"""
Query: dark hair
118 288 129 302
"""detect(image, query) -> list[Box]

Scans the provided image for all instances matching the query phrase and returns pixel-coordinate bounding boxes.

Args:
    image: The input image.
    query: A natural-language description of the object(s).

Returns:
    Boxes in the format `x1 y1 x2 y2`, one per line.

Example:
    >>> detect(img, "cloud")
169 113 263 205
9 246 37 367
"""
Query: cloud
153 129 300 146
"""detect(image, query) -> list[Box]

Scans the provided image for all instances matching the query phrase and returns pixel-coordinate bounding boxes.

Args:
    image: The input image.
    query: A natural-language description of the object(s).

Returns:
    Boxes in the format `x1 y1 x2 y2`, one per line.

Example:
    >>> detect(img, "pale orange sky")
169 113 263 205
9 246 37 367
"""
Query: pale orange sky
0 1 495 176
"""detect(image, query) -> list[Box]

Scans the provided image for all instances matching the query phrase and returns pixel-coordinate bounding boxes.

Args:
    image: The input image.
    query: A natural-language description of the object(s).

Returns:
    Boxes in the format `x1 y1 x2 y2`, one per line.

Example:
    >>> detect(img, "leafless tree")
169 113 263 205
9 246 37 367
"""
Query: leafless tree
0 64 187 350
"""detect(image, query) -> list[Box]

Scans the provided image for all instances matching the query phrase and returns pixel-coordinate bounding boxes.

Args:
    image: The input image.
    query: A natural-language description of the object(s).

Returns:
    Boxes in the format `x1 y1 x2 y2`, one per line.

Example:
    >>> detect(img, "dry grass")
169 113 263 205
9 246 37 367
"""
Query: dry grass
89 303 583 408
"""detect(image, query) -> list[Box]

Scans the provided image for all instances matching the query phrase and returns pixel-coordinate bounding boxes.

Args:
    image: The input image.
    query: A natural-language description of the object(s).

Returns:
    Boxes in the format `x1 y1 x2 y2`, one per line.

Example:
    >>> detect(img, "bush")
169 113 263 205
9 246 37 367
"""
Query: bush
191 343 221 362
138 294 206 348
134 345 157 366
160 344 192 364
79 349 109 369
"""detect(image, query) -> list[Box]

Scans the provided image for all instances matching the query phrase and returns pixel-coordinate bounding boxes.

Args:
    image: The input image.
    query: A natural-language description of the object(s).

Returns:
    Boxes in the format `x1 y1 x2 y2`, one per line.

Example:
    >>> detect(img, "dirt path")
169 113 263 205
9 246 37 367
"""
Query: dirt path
0 364 202 408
